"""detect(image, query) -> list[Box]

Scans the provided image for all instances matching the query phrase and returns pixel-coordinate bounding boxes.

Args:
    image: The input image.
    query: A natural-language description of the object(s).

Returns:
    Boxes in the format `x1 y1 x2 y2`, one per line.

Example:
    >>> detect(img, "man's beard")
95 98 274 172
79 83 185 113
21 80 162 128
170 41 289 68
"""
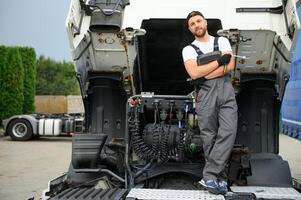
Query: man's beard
194 28 206 38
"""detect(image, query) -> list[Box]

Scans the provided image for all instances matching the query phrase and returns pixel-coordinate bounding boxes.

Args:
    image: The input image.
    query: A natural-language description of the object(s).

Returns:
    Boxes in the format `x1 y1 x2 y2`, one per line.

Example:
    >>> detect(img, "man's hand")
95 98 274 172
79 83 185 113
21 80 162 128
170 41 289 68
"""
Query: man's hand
204 52 234 79
217 53 232 66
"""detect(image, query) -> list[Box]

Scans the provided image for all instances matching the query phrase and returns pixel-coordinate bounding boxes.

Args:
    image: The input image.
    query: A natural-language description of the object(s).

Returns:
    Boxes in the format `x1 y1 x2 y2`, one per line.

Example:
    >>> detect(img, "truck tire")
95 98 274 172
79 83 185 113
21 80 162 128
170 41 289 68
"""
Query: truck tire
7 119 33 141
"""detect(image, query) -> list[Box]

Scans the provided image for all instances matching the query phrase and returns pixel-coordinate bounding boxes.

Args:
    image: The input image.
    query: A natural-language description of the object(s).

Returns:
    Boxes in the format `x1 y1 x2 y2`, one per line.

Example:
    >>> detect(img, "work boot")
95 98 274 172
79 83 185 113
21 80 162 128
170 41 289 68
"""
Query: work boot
218 180 228 195
199 179 220 195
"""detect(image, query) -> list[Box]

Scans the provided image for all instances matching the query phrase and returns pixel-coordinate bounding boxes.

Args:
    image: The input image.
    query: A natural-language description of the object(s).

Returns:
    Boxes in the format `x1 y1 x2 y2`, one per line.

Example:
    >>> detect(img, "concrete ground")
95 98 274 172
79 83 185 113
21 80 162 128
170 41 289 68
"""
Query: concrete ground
0 132 300 200
279 133 301 182
0 133 71 200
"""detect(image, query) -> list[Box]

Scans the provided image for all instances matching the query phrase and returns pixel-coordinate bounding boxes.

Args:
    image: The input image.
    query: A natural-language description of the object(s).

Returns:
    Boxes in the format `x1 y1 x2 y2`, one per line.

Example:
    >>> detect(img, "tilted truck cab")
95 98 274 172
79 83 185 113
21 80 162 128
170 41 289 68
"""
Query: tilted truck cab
41 0 301 199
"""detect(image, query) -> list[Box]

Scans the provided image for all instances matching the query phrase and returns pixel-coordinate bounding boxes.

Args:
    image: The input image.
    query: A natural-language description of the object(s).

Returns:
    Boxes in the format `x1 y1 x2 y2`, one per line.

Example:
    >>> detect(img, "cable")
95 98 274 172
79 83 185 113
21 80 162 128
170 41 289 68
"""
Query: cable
273 41 291 63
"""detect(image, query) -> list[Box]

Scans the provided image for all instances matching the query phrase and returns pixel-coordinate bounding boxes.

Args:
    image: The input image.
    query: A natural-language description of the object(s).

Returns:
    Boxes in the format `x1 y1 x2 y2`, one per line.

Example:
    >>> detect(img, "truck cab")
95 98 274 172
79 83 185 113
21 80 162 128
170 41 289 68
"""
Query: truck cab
42 0 301 199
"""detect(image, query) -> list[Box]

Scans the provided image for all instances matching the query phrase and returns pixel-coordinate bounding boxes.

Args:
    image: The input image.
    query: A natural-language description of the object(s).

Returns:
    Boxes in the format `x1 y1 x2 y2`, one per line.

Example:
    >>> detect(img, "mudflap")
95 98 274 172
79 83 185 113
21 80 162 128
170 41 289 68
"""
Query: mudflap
246 154 292 187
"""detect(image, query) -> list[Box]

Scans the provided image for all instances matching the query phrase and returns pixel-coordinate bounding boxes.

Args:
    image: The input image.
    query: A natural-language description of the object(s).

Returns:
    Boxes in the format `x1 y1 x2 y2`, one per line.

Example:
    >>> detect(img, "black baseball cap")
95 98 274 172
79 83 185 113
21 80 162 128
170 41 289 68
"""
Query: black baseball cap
186 11 205 26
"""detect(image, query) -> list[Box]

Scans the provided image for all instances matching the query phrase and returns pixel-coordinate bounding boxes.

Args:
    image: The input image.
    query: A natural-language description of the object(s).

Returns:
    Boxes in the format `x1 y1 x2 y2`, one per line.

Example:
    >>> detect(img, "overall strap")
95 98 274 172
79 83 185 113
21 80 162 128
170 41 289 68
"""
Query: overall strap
190 37 220 55
213 37 219 51
190 44 204 55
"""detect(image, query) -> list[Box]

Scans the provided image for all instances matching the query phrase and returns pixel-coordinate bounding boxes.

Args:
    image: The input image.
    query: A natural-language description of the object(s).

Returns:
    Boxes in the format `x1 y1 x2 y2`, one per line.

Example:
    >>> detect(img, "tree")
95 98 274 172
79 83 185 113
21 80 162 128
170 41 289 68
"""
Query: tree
36 56 80 95
0 47 24 122
19 47 36 114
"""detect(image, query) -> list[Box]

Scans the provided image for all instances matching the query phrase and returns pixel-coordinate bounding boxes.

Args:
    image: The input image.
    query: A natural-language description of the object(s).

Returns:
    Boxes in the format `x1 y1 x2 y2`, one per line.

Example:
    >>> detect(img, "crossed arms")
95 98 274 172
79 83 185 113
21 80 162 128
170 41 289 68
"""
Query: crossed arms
184 52 235 80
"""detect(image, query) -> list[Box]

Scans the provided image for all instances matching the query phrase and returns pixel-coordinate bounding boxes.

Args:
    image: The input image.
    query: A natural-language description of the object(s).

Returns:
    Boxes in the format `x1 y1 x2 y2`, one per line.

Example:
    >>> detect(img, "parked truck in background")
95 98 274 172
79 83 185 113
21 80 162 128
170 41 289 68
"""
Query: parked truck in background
39 0 301 199
2 96 84 140
2 113 84 141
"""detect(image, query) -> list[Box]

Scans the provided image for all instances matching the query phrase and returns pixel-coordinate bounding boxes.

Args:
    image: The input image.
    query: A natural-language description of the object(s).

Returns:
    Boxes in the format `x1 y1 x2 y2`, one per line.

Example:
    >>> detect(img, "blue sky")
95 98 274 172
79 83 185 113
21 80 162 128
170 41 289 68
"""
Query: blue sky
0 0 72 61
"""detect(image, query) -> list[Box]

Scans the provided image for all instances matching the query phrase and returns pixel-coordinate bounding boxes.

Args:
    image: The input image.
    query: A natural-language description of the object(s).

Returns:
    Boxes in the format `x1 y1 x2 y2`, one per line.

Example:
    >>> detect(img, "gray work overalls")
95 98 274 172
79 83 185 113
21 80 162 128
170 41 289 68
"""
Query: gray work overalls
191 38 238 181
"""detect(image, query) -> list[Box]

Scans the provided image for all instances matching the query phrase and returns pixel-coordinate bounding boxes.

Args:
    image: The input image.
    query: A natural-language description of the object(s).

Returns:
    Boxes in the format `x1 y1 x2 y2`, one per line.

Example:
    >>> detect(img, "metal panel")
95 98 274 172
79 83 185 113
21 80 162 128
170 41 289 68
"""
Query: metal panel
49 188 127 200
231 186 301 199
126 188 225 200
236 30 276 72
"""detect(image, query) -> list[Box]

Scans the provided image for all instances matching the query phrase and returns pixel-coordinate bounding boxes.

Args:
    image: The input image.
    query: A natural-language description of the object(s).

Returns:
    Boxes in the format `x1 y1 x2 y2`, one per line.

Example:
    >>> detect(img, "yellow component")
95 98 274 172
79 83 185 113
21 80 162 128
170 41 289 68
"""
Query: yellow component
138 98 142 105
223 64 228 74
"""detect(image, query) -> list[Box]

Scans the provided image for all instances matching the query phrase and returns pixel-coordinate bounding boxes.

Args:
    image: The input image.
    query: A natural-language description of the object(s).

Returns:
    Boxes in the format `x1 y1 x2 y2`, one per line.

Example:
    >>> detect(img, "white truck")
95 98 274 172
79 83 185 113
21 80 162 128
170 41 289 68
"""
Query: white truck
2 113 84 140
40 0 301 199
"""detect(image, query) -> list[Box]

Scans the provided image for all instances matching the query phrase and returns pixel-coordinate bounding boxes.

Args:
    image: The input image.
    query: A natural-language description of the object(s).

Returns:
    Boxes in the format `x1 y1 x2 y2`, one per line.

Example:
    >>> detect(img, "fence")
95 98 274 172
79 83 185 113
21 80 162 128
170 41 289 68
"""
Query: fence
35 95 84 114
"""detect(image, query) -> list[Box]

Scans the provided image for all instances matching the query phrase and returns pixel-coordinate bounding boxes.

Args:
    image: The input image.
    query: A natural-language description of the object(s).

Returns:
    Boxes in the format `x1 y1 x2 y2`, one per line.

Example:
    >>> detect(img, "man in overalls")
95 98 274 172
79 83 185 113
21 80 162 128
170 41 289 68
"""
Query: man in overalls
182 11 238 195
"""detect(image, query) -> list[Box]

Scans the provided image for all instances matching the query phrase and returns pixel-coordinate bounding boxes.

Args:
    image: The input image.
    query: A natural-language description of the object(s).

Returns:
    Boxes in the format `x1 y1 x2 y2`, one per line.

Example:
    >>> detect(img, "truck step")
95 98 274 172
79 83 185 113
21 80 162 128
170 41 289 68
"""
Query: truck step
231 186 301 199
49 188 127 200
126 188 225 200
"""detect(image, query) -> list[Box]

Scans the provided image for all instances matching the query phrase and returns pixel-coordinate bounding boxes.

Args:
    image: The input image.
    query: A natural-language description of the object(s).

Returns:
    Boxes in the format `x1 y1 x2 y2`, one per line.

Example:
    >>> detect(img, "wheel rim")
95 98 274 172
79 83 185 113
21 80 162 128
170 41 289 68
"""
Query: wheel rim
12 123 28 138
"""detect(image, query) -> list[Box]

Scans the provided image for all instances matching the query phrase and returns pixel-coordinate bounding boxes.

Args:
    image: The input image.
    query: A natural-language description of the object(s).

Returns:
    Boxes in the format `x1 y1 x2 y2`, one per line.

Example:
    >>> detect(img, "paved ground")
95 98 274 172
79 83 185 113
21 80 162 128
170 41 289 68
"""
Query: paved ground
279 134 301 181
0 131 300 200
0 133 71 200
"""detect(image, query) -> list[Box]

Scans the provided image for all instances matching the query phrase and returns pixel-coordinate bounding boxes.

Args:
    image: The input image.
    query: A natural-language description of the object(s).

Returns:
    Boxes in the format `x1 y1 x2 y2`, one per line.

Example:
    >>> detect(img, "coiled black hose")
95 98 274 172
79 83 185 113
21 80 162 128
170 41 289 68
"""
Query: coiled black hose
130 119 172 162
178 128 185 161
130 115 152 161
130 105 184 163
158 125 169 163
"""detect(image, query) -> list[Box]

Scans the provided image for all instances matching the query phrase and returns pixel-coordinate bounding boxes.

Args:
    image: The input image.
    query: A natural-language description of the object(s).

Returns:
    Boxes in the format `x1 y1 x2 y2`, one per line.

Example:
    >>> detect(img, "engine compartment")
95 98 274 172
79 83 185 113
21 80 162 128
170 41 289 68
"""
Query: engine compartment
63 18 290 191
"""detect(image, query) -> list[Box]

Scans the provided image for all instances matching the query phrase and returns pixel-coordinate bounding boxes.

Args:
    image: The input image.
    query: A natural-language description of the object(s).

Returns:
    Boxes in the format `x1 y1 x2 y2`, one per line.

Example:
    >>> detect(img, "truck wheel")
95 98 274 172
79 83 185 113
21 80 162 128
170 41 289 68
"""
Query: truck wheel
7 119 33 141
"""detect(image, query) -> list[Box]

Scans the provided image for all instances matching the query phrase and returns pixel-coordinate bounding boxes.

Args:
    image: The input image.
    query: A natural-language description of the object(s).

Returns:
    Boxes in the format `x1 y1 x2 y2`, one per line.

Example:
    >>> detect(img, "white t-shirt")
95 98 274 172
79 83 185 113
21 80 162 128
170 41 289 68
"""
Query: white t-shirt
182 36 232 63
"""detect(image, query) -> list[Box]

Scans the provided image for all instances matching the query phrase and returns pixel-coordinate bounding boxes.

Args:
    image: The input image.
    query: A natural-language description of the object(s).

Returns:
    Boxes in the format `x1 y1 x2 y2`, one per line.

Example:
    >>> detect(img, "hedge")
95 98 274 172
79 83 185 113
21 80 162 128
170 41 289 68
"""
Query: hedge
36 56 80 95
0 46 36 123
19 47 36 114
0 46 9 122
0 47 24 122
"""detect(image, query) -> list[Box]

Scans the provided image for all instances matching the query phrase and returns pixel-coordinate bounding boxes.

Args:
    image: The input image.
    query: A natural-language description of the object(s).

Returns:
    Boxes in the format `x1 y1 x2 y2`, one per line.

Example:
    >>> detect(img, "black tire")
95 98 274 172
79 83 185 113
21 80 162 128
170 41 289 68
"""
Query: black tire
7 119 33 141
